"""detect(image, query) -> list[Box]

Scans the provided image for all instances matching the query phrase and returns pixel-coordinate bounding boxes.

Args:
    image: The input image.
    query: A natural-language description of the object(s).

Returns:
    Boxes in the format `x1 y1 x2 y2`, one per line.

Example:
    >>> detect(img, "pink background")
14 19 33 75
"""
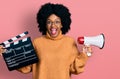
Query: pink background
0 0 120 79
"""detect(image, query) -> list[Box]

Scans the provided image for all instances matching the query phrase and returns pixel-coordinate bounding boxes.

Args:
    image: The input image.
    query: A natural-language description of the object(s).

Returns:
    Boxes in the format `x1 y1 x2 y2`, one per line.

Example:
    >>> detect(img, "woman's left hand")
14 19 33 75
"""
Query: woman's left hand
82 45 92 57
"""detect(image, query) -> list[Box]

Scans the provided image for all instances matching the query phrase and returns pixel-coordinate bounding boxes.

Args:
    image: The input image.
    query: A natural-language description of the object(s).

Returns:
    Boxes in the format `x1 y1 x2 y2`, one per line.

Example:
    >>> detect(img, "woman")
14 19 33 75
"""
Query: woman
0 3 92 79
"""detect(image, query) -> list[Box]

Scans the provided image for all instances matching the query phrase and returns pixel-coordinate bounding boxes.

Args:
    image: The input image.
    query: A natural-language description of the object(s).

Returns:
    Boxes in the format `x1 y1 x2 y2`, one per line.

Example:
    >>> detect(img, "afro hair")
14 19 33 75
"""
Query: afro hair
36 3 71 35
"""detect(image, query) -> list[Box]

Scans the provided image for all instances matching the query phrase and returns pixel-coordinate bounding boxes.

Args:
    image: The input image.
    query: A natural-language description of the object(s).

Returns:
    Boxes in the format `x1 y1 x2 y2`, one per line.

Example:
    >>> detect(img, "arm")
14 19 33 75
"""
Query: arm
70 41 90 74
70 52 88 74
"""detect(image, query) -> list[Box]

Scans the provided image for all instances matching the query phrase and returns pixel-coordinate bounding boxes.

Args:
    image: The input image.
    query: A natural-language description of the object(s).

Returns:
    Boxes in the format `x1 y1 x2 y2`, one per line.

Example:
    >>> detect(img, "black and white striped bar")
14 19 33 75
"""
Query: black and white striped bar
0 31 28 48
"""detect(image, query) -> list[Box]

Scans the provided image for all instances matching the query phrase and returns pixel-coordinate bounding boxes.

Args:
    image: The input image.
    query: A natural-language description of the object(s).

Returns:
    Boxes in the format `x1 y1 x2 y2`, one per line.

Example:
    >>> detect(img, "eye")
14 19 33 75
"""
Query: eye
47 21 51 25
55 21 61 24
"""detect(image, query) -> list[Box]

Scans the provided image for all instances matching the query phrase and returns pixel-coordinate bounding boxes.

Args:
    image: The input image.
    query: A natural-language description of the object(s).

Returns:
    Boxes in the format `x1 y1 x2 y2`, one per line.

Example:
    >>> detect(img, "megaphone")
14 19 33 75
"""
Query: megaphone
77 33 105 56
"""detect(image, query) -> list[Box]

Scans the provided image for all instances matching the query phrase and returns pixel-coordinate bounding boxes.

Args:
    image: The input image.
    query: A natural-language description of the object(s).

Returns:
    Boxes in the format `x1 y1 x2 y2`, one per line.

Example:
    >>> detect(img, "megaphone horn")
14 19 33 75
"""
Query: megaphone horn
78 33 105 49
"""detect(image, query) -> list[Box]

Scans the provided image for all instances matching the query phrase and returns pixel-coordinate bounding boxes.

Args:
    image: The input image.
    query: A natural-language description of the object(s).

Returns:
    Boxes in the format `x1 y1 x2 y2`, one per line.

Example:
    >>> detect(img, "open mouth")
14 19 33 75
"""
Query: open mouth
50 28 57 35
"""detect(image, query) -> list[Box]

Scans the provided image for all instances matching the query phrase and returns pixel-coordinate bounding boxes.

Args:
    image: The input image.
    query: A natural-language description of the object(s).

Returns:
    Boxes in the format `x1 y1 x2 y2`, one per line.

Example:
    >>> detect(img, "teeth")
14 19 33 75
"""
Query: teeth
51 28 56 31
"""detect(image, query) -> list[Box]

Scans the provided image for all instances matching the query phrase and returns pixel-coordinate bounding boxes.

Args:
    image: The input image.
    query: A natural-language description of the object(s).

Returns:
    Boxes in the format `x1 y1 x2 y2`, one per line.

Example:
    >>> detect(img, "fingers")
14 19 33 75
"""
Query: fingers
0 45 5 56
82 45 92 57
82 45 92 52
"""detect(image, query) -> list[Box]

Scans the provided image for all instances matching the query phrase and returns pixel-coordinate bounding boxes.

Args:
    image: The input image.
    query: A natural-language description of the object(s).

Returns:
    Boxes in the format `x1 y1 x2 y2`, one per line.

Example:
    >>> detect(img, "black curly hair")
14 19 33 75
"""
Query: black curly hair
36 3 71 35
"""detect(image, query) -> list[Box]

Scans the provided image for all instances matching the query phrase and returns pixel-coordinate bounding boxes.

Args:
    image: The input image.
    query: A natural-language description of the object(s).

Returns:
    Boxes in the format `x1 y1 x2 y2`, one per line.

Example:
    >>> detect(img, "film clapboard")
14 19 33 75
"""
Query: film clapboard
0 31 38 71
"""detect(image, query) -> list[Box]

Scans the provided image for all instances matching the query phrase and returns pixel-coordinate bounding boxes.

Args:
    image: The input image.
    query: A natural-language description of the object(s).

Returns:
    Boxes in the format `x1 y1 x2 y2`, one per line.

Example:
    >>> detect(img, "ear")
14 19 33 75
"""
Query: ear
60 25 63 28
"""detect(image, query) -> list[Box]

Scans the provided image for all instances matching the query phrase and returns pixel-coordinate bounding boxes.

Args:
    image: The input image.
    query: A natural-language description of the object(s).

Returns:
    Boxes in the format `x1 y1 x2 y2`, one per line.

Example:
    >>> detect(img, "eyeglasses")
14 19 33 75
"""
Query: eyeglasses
46 20 61 26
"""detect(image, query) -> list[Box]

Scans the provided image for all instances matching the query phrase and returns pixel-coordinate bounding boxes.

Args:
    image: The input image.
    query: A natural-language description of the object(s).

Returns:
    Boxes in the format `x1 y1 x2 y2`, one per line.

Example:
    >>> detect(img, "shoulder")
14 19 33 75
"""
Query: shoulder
63 35 76 43
33 35 46 43
64 35 75 41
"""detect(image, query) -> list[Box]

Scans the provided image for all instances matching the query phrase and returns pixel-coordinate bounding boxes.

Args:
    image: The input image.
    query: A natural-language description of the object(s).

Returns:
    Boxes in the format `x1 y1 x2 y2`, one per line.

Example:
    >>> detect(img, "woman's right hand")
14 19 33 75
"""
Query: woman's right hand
0 45 5 56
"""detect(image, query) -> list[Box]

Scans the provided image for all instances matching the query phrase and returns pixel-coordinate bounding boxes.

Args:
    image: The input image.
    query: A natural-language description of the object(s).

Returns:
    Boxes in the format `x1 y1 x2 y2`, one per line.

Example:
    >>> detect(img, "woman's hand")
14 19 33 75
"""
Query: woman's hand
82 45 92 57
0 45 5 56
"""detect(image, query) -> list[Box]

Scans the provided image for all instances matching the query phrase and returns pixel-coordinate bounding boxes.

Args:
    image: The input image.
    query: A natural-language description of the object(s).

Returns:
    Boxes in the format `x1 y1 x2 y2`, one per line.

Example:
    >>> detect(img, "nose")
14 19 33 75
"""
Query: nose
51 22 56 28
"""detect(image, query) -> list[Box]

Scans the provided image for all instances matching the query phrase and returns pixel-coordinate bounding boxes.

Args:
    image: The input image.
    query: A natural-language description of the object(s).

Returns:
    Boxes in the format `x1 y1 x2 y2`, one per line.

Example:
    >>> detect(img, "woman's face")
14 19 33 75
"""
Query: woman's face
46 14 62 38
